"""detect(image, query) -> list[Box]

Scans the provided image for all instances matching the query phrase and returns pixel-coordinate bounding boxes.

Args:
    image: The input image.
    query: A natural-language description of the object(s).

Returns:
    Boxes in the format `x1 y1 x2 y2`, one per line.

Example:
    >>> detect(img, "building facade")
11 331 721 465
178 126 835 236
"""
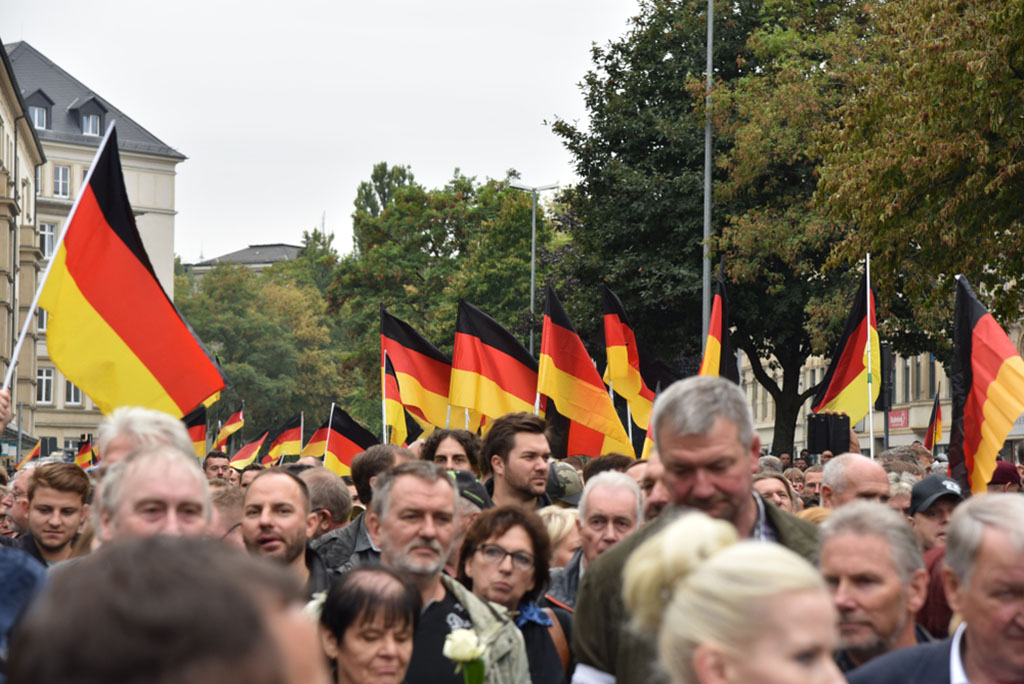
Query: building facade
6 41 184 458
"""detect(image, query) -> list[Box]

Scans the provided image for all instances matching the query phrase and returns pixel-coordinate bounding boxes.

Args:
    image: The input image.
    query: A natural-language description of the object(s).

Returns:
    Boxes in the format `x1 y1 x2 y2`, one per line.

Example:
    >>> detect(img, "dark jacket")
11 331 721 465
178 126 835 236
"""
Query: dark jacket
520 605 573 684
17 533 47 566
544 547 584 610
845 637 952 684
304 544 339 601
310 512 379 571
572 501 820 684
836 624 933 673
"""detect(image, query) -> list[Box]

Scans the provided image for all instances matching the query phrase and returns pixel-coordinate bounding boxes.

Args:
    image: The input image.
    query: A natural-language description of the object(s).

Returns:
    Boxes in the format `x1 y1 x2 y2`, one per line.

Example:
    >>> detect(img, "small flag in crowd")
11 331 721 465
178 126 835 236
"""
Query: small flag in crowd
698 263 740 383
182 406 207 459
602 285 657 429
230 432 268 470
263 415 302 466
213 403 244 451
304 405 379 477
15 440 41 471
381 308 452 429
924 390 942 453
74 438 94 469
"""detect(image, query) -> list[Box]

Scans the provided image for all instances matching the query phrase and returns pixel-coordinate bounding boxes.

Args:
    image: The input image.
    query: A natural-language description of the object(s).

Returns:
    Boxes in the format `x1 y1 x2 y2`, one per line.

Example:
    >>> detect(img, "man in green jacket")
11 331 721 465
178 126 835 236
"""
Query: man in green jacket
571 376 819 684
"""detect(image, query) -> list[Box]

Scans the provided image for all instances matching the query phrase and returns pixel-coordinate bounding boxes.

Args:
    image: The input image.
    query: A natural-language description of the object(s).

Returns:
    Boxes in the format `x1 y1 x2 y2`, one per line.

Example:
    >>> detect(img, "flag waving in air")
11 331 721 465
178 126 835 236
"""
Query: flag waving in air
948 276 1024 494
213 403 244 451
35 125 226 417
182 406 207 459
602 285 657 430
382 354 426 446
811 271 881 424
263 415 302 466
924 390 942 453
74 438 94 469
698 263 740 383
16 440 41 471
539 285 632 457
230 432 268 470
381 308 451 429
303 405 379 476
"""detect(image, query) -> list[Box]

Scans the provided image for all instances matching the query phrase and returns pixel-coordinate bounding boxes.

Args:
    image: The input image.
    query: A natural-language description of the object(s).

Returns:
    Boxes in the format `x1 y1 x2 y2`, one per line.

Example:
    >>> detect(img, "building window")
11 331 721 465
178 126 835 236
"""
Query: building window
29 106 46 129
39 223 56 258
37 308 47 332
902 357 911 403
914 355 922 400
928 354 936 397
35 166 41 196
53 165 70 198
65 380 82 406
36 368 53 404
82 114 100 136
63 439 78 455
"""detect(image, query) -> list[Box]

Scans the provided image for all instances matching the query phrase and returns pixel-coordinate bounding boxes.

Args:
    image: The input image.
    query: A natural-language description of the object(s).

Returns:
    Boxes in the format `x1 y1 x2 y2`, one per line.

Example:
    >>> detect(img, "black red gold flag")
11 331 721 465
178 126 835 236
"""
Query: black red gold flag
602 285 657 430
948 276 1024 494
924 390 942 453
16 440 41 471
74 438 94 469
213 403 244 451
182 405 207 459
303 405 379 476
37 126 226 417
697 264 740 384
230 432 268 470
263 414 302 466
381 308 451 429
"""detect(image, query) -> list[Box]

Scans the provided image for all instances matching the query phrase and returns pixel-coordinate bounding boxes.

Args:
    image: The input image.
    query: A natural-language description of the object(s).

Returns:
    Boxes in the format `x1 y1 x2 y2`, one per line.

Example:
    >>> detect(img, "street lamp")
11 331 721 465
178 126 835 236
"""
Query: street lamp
509 181 558 355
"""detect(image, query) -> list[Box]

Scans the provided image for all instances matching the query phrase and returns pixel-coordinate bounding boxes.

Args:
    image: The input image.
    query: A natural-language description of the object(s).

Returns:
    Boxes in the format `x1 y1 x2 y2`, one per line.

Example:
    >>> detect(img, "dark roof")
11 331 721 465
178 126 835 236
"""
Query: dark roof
0 35 44 164
195 244 302 267
4 41 185 161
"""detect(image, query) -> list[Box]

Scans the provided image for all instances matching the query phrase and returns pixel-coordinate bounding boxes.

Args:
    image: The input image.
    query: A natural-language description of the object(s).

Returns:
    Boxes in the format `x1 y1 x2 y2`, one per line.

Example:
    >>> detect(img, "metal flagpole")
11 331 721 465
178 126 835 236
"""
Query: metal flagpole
381 351 389 443
534 392 540 415
865 253 876 459
627 404 633 443
464 408 470 430
323 402 335 459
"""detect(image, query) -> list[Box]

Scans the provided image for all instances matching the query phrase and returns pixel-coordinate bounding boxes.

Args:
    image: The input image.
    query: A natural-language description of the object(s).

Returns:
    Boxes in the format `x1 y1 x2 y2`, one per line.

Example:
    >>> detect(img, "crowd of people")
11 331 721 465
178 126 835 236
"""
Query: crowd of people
0 376 1022 684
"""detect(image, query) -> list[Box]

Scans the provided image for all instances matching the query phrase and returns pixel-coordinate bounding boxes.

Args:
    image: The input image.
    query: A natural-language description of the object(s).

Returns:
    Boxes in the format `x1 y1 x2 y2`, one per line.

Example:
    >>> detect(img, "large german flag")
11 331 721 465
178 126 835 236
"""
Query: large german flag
213 403 244 451
15 440 41 471
381 308 451 429
602 286 657 430
811 272 881 424
304 406 379 477
37 126 226 417
230 432 268 470
948 276 1024 494
698 264 740 383
450 300 538 422
383 353 428 446
182 405 207 459
263 414 302 466
924 390 942 452
539 285 632 457
74 438 94 470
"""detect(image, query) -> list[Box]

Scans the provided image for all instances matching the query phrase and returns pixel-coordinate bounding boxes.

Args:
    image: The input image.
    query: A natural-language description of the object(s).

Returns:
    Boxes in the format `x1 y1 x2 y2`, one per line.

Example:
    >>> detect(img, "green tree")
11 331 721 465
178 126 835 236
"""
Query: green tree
818 0 1024 356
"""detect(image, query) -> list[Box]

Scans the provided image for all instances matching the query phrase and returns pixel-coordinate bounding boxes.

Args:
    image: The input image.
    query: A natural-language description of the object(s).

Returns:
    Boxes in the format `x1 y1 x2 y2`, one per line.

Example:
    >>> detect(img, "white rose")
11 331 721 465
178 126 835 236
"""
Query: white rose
443 628 486 662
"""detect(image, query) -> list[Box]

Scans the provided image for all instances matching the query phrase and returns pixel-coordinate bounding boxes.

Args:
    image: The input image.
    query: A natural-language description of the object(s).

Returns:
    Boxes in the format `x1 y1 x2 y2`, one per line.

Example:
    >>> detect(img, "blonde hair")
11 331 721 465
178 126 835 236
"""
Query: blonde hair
623 512 825 684
798 506 833 525
538 506 578 552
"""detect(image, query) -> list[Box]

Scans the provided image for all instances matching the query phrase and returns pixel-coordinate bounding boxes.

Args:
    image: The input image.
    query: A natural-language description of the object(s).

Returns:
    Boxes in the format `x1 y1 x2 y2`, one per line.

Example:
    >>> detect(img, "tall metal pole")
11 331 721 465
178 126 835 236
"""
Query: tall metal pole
530 190 537 356
702 0 715 353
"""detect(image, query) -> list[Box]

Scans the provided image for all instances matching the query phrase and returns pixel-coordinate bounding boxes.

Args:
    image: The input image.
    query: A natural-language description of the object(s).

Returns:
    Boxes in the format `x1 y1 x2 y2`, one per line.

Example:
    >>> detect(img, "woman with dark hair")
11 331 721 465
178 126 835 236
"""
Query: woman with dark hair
318 565 421 684
457 506 573 683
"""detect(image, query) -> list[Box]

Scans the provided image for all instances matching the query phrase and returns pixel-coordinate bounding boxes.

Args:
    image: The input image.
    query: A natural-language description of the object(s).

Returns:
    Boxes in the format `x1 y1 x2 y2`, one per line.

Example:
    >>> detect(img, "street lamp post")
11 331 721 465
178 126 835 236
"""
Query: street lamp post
509 181 558 355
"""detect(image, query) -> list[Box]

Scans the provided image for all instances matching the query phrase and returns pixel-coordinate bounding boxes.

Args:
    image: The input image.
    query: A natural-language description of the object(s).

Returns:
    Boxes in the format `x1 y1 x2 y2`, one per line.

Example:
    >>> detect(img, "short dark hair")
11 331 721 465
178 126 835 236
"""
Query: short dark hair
420 429 481 472
203 451 230 469
582 453 634 482
9 536 300 684
456 505 551 604
27 463 90 505
480 413 547 477
351 444 410 505
244 469 311 514
320 565 420 645
300 469 352 522
241 463 264 475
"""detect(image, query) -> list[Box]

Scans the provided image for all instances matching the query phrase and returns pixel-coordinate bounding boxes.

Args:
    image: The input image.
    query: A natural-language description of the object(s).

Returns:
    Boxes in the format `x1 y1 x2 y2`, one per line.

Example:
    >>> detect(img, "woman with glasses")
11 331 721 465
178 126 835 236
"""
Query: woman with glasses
457 506 573 683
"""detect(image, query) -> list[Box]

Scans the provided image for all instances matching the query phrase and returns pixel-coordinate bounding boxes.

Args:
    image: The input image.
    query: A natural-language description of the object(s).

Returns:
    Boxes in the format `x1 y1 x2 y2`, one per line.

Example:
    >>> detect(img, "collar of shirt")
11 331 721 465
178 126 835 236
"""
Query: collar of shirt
949 622 968 684
751 491 777 542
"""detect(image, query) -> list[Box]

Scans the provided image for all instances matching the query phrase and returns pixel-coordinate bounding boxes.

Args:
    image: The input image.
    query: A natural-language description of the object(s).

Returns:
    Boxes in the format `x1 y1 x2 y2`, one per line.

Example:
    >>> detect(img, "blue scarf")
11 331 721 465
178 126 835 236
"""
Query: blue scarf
514 601 553 628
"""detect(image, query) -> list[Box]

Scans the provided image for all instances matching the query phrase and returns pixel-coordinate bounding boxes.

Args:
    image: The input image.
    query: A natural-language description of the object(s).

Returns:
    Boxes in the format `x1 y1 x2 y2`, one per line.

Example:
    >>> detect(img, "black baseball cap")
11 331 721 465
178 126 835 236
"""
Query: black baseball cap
448 469 493 509
909 474 964 516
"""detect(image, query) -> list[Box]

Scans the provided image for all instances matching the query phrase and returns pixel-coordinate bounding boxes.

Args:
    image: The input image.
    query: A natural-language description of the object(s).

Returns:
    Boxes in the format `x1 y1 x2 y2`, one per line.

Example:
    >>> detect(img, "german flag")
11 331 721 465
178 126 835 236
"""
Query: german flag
213 403 244 451
15 440 41 471
948 276 1024 494
230 432 267 470
182 405 207 459
383 353 416 446
924 389 942 453
381 308 451 429
74 438 94 469
36 126 226 418
811 272 881 424
698 263 739 383
539 285 632 457
305 406 379 477
602 286 657 430
450 301 538 422
640 420 655 460
263 414 302 467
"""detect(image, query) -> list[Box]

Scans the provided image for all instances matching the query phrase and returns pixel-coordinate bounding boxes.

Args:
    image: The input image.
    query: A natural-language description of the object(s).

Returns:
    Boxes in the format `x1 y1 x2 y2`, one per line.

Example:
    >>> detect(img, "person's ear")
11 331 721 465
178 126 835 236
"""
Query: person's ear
491 454 504 478
693 642 733 684
304 511 318 539
319 625 340 659
942 566 964 616
906 568 929 614
366 510 382 547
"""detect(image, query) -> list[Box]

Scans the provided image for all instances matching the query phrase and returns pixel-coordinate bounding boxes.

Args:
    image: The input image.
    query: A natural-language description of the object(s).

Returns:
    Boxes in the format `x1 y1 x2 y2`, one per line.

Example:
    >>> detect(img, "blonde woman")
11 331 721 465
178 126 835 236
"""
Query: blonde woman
538 505 580 568
623 512 844 684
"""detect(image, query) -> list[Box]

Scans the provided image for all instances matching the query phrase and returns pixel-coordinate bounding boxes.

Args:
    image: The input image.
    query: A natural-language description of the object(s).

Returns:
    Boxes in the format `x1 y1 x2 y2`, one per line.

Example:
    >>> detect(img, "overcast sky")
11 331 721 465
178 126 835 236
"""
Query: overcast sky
6 0 638 263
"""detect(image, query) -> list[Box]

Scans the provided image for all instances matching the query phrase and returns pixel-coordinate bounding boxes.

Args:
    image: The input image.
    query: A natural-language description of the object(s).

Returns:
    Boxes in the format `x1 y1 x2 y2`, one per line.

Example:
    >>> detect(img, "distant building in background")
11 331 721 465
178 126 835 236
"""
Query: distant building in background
186 243 302 278
0 39 46 463
6 41 185 459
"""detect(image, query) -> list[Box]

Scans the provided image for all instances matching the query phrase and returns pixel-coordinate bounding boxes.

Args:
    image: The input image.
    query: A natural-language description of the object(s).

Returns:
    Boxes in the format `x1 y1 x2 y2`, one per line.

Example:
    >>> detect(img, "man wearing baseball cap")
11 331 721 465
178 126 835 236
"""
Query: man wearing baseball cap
986 460 1022 493
546 461 583 508
444 469 493 577
908 474 964 553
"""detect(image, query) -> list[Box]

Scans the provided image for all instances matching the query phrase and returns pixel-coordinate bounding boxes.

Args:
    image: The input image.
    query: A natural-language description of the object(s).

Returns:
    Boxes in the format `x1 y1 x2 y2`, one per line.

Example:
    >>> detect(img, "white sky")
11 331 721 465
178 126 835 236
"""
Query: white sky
5 0 638 263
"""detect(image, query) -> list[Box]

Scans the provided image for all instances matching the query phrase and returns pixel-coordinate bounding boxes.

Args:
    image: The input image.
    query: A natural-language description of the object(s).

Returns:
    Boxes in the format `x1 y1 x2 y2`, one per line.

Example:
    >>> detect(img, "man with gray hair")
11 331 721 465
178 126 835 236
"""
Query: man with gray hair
571 376 819 684
95 406 195 475
818 501 929 672
820 452 891 508
298 468 352 539
847 493 1024 683
758 454 784 473
98 444 211 543
366 461 529 684
546 470 641 610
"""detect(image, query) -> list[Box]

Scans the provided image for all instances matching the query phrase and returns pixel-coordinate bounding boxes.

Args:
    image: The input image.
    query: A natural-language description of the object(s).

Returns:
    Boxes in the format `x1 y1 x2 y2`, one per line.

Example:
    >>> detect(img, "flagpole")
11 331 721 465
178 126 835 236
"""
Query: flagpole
464 407 469 430
324 402 335 459
381 351 389 443
627 404 633 443
445 404 451 429
3 122 116 391
534 392 540 415
865 253 875 459
300 411 304 460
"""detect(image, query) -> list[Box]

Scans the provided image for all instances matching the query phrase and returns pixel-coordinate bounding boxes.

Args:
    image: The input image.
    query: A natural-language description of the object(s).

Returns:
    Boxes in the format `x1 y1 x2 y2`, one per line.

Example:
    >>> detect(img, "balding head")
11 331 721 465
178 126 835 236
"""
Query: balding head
821 453 890 509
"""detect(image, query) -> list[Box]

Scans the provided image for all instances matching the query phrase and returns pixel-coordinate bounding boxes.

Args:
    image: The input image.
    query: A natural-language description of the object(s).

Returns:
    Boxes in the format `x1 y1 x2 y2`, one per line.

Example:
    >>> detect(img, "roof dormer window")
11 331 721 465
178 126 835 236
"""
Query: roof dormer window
82 114 100 136
29 106 47 129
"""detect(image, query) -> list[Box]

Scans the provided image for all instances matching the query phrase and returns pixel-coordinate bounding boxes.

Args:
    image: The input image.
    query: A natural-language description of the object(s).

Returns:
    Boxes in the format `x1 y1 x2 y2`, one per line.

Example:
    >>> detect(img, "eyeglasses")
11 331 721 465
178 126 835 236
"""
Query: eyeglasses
476 543 534 571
